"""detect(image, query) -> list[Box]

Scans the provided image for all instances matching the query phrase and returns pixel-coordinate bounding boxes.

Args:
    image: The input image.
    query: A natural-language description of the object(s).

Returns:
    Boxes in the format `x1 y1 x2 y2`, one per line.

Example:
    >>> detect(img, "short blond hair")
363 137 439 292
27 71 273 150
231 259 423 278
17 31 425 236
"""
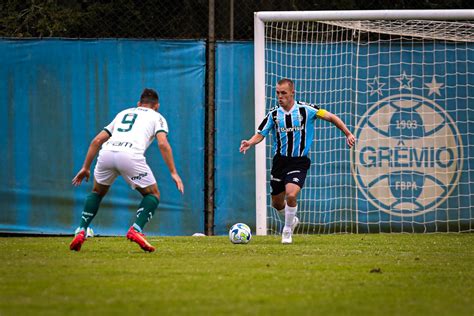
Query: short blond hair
277 78 294 90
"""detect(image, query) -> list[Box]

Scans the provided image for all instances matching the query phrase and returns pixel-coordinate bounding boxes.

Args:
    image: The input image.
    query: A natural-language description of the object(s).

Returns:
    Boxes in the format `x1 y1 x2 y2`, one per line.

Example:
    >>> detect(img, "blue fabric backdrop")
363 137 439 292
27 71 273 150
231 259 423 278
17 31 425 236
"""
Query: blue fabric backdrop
215 42 256 235
0 39 206 236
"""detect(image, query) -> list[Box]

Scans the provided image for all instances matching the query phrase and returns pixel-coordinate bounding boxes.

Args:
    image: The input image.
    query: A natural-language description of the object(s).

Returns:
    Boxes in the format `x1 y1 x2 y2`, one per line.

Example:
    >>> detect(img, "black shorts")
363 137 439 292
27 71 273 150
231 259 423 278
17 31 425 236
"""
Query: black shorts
270 154 311 195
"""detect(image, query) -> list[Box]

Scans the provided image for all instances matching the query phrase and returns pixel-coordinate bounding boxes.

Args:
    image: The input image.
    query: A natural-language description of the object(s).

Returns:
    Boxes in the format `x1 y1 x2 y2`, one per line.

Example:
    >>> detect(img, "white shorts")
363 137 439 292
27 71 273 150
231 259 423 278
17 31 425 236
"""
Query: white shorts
94 150 156 189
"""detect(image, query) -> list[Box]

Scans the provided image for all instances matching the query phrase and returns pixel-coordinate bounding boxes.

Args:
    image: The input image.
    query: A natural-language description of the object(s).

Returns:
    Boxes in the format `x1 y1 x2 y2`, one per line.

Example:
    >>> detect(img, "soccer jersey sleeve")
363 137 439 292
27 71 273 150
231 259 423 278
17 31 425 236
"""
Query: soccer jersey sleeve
103 116 117 136
155 114 169 135
301 101 326 120
257 110 275 137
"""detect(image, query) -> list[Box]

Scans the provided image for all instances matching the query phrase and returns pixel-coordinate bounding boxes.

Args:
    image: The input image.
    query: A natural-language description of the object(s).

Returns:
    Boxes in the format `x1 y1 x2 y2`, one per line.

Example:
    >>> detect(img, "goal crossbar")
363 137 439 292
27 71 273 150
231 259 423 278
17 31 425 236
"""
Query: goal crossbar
255 10 474 22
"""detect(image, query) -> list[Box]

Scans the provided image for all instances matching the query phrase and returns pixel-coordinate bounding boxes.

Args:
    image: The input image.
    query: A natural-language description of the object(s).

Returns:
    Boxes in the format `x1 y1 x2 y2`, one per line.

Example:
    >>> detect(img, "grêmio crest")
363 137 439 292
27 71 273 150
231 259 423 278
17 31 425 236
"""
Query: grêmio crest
352 73 463 216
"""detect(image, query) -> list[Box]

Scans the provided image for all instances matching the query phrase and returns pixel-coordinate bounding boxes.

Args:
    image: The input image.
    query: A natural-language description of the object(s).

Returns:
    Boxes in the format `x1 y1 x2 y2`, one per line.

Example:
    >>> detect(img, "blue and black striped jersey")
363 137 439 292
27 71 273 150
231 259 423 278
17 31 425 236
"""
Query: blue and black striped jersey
257 101 327 157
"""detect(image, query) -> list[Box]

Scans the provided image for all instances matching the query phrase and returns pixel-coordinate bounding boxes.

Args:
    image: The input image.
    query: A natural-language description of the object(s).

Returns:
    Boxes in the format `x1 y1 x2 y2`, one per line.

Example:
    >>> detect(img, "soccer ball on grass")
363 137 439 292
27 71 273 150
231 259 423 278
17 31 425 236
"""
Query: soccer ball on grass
229 223 252 244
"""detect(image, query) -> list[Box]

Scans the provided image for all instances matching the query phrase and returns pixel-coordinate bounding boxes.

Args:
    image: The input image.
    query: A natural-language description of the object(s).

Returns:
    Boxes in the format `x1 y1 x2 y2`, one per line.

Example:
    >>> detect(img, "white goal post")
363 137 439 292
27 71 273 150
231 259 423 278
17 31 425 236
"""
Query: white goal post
254 10 474 235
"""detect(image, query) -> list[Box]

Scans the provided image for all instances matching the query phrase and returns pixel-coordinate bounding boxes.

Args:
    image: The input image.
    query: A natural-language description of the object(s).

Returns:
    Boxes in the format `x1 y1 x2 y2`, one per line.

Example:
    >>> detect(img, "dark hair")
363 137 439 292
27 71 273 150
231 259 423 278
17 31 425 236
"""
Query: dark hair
277 78 294 90
140 88 159 104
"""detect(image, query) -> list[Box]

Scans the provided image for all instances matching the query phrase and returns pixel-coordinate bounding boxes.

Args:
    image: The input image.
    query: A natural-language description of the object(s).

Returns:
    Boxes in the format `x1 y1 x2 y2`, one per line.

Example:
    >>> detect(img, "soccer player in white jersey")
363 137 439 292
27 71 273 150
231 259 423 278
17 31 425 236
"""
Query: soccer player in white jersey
240 79 355 244
70 88 184 252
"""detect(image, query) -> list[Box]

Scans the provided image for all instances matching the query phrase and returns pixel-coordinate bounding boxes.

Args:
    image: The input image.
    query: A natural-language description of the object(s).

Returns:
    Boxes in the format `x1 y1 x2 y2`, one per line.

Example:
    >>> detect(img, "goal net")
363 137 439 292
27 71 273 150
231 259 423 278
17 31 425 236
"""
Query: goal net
254 10 474 234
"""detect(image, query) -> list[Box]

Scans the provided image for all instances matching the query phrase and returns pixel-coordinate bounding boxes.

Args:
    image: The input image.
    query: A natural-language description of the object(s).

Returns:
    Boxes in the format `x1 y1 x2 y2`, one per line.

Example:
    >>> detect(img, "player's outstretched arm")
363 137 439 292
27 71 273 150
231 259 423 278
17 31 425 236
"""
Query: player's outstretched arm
72 130 110 186
320 111 356 148
156 132 184 194
240 133 265 154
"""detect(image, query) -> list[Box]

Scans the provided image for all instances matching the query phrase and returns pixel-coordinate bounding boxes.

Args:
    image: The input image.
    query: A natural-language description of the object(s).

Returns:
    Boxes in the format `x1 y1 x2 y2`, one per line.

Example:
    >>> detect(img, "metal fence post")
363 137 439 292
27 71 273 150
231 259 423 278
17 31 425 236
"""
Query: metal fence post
205 0 216 235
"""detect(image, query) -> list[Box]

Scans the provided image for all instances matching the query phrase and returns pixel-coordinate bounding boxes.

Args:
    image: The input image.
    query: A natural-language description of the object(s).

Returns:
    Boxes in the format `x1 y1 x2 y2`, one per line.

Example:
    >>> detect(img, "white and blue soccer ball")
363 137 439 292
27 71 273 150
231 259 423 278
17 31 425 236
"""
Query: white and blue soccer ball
229 223 252 244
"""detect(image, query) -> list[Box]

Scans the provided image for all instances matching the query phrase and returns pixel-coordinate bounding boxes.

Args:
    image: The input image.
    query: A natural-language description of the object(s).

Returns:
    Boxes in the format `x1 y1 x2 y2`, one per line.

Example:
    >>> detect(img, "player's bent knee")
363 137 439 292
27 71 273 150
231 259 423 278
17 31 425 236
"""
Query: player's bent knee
272 201 285 210
136 185 160 200
92 185 110 197
286 189 300 201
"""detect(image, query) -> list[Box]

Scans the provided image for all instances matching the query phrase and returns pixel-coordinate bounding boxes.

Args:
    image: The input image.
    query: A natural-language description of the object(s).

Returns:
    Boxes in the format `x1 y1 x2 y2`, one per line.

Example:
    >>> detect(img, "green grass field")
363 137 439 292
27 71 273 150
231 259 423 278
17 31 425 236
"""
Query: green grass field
0 234 473 316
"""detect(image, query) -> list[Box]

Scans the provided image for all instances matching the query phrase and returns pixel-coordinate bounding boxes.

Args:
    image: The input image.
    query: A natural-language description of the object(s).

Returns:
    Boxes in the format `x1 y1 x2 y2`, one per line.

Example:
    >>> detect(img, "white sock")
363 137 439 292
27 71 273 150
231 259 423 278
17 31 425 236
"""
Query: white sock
284 204 297 230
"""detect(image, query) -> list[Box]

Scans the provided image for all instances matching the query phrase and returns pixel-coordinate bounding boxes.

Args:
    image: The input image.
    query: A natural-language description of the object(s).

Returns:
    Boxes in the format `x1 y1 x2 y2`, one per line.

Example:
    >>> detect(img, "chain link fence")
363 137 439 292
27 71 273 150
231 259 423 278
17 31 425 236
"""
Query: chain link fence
6 0 459 40
1 1 469 39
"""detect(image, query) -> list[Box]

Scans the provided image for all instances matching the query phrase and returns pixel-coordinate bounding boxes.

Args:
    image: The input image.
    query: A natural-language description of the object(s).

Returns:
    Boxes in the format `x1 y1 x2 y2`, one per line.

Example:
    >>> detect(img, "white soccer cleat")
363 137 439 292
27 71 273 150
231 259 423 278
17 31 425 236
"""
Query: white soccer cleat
291 216 299 233
281 228 293 244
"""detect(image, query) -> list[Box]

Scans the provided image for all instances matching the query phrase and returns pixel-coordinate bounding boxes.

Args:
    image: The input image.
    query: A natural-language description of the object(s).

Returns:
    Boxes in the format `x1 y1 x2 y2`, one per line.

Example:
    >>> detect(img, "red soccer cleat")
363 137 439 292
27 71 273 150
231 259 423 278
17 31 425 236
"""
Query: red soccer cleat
69 230 86 251
126 227 155 252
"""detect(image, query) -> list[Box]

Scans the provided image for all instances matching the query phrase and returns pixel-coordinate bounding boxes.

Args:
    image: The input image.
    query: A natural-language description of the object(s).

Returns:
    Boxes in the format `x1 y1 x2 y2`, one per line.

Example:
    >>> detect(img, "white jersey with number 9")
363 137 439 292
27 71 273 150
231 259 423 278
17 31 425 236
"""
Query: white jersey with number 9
102 107 168 156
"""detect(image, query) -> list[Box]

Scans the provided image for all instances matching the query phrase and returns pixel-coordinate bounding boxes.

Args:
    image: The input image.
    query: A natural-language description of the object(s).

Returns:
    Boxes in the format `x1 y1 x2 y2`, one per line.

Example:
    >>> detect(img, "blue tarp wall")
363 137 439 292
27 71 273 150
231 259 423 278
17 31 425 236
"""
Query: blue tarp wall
215 43 255 235
0 39 210 236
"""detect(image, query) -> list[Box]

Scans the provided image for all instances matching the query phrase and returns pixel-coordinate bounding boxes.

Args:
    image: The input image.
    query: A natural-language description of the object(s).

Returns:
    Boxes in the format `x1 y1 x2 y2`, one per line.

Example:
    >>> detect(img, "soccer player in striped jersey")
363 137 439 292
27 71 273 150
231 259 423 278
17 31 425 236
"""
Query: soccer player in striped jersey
240 78 355 244
70 88 184 252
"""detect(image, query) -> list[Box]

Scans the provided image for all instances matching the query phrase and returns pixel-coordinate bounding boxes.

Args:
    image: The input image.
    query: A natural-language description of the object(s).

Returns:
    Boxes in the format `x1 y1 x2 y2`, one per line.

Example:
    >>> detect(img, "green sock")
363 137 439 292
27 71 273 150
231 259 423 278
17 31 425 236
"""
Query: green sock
133 195 159 232
78 192 103 230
